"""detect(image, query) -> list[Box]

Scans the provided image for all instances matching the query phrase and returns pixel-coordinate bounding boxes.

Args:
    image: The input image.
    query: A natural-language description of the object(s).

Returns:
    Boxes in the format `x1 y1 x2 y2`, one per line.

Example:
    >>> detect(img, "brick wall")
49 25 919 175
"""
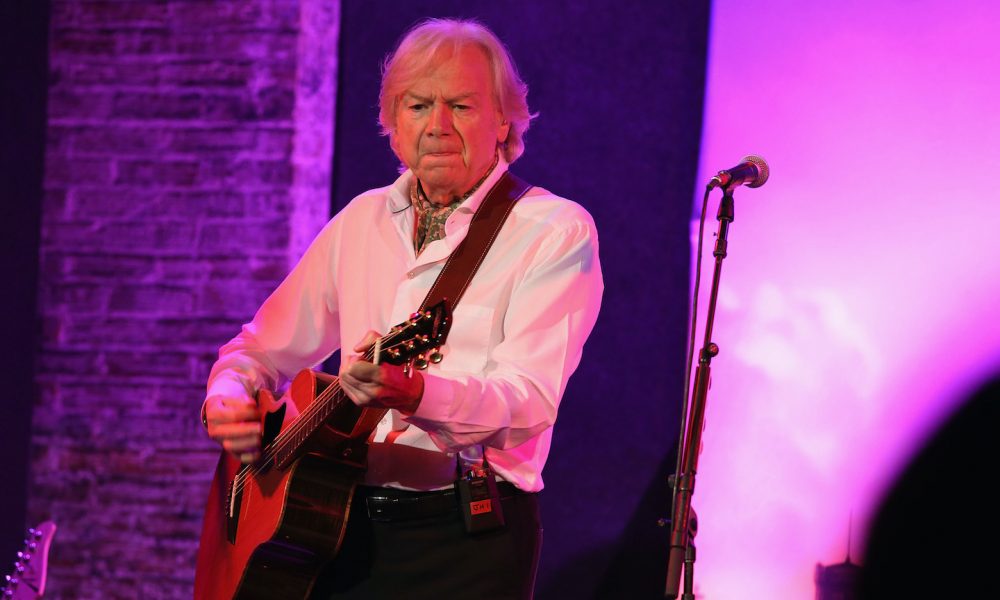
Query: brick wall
30 1 338 597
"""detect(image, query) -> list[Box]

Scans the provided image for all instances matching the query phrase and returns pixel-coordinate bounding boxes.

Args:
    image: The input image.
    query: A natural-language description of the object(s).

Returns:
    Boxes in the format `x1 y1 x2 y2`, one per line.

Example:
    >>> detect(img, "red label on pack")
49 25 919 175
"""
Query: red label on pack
470 499 492 515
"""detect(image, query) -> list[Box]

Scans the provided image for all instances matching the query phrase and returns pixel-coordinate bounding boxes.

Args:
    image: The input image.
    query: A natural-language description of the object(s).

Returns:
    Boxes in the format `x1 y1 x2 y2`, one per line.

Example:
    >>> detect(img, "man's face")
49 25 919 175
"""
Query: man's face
391 45 510 204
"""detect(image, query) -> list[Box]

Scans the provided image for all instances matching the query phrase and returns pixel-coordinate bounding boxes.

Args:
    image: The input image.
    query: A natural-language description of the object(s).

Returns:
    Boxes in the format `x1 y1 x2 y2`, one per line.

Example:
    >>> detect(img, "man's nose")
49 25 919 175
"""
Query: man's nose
428 103 453 135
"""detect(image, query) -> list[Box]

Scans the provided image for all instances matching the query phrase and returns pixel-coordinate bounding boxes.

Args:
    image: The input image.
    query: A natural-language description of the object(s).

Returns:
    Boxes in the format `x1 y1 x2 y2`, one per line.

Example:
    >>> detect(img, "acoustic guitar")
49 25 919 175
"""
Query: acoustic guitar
2 521 56 599
194 302 451 599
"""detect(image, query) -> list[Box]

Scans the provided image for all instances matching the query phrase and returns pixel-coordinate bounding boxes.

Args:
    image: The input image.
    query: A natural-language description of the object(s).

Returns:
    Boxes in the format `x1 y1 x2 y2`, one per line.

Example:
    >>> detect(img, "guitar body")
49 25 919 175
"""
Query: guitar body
194 452 358 600
194 370 382 600
194 303 451 599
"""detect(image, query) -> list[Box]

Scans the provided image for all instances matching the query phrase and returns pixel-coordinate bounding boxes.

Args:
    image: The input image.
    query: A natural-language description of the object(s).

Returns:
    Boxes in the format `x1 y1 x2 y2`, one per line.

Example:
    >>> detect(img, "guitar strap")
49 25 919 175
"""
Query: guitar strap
417 170 533 313
414 169 531 529
366 170 532 441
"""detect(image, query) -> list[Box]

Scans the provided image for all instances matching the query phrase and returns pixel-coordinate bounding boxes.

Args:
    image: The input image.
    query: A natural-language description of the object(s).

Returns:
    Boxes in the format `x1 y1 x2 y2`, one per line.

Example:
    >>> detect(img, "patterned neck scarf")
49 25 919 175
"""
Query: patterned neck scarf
411 155 499 255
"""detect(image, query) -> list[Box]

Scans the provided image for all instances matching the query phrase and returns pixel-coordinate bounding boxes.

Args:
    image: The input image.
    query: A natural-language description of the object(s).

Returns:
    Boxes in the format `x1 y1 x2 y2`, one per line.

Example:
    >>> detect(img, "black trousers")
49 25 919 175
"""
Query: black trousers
310 486 543 600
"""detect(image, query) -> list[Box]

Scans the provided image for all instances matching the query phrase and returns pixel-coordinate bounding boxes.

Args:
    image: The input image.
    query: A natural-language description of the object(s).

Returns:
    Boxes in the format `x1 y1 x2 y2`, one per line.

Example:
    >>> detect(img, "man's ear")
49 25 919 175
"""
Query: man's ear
389 132 402 161
388 133 410 174
497 118 511 144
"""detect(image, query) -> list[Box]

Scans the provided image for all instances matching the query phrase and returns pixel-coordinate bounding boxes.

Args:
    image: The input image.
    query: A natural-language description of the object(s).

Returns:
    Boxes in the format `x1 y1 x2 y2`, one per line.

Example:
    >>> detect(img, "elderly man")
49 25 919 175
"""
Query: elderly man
201 18 602 599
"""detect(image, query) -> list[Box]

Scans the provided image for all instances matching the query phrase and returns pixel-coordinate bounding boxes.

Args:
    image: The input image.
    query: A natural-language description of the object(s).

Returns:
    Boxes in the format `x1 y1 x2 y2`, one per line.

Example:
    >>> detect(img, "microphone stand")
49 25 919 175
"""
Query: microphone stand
664 185 736 599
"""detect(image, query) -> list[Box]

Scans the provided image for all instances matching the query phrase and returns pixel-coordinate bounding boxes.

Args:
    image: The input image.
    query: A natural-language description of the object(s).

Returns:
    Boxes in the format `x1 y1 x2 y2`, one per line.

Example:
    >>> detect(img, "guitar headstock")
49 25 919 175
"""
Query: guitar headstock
3 521 56 600
372 300 452 370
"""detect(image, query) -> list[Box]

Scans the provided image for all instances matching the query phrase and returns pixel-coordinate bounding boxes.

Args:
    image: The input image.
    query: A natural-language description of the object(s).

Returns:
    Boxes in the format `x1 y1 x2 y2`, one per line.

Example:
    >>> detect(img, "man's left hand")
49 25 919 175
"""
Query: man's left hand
339 331 424 414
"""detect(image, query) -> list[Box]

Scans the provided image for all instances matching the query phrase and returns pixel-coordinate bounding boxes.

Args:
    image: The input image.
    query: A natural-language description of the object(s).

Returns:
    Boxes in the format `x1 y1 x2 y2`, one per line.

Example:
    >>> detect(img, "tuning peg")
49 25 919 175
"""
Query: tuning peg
413 357 429 370
428 351 443 364
16 552 30 563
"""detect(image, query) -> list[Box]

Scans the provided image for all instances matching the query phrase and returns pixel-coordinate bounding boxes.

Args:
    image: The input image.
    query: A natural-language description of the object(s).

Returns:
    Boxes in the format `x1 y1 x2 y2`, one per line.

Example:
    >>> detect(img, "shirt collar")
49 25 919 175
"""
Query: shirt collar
385 155 511 215
451 154 510 216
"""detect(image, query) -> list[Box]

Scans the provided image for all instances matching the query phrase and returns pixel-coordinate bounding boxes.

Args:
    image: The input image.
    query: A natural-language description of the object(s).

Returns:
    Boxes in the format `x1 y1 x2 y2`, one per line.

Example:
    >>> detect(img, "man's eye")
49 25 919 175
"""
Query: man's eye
453 104 470 111
409 104 426 111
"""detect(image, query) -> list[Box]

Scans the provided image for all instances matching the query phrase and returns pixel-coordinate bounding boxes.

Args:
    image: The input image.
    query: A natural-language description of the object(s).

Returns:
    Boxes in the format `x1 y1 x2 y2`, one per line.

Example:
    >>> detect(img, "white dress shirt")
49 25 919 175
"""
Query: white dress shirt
206 158 603 492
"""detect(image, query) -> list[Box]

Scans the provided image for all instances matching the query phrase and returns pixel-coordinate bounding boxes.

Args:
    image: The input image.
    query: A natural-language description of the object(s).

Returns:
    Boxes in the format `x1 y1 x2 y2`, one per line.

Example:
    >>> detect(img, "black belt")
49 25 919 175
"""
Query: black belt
363 482 523 522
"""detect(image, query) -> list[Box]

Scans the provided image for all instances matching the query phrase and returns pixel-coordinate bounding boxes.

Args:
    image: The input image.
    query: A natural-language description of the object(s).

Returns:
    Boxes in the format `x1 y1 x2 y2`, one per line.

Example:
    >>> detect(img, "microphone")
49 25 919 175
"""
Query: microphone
708 155 770 190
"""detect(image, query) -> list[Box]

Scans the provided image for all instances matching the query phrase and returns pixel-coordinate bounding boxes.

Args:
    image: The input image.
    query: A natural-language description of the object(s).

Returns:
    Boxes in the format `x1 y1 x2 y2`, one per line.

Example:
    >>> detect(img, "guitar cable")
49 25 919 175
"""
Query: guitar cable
667 184 713 532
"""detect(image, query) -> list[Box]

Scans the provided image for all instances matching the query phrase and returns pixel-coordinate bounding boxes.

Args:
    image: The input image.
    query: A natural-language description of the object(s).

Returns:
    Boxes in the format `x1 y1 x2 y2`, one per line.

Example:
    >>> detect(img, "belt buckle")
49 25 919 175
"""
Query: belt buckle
366 494 396 522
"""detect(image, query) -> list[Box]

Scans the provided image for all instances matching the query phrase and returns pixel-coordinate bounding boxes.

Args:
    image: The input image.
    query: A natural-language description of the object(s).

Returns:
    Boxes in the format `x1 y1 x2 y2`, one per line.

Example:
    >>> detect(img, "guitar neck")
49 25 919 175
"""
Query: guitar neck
269 378 353 470
258 305 452 472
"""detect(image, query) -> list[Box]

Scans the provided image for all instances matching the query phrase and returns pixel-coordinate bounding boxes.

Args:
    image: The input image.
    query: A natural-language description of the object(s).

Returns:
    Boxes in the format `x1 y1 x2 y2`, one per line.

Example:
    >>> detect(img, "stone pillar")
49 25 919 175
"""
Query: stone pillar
31 1 339 596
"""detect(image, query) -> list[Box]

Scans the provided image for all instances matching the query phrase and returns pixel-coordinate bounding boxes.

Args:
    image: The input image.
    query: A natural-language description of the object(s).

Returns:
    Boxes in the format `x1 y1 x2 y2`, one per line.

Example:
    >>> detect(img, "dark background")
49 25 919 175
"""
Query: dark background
333 3 708 596
1 0 709 596
0 0 49 578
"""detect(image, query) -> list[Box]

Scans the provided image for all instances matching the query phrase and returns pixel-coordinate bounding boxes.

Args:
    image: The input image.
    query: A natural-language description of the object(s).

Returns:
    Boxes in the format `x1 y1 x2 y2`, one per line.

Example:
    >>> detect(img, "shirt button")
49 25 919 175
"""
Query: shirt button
407 271 415 279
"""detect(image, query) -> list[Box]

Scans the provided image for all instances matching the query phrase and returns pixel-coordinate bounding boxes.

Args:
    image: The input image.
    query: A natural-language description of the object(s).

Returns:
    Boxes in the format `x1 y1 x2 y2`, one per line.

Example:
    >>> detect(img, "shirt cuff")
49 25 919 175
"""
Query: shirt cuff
206 375 255 400
406 372 459 424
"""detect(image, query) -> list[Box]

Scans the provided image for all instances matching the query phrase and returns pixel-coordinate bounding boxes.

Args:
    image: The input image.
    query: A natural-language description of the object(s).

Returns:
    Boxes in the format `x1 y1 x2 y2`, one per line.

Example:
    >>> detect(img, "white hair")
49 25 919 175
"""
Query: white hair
378 18 536 163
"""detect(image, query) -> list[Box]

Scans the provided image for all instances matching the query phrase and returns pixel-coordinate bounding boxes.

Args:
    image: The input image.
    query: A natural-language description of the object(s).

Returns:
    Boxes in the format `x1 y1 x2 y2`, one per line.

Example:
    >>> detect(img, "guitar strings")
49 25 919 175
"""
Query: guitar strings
255 332 395 458
260 310 439 462
230 326 425 496
232 355 362 493
231 342 380 493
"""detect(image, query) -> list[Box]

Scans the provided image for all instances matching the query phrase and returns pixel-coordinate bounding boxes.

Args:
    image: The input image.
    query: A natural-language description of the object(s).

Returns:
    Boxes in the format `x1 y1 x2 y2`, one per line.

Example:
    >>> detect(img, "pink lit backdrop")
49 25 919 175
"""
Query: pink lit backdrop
694 1 1000 597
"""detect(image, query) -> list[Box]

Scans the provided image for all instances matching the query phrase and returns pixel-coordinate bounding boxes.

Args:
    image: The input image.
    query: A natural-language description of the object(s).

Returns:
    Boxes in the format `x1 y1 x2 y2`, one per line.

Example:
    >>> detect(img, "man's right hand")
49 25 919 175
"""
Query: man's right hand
204 393 262 463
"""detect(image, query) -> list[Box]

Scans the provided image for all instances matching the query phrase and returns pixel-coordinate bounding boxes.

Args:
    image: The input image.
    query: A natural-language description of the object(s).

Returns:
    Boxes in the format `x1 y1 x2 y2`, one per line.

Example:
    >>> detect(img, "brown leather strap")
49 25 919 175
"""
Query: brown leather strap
418 171 532 313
